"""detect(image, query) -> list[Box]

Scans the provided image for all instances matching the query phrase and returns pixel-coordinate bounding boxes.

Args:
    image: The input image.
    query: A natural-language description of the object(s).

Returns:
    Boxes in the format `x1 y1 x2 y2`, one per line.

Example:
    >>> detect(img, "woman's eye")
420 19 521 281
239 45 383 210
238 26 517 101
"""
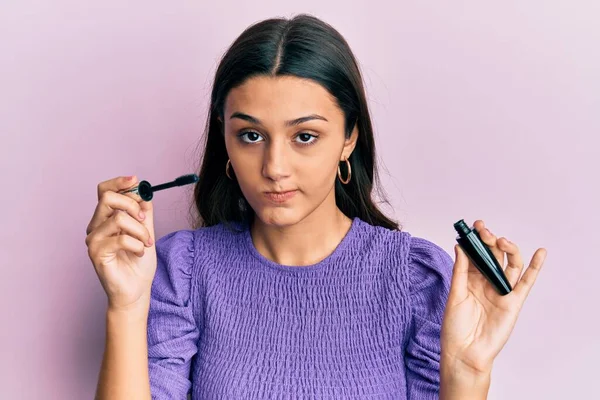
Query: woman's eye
239 131 263 143
296 133 317 144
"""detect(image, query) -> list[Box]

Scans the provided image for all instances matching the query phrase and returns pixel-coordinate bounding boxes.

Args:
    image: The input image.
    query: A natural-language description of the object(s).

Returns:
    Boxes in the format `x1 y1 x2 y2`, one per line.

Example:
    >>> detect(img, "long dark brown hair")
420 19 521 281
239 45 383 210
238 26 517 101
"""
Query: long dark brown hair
191 14 399 231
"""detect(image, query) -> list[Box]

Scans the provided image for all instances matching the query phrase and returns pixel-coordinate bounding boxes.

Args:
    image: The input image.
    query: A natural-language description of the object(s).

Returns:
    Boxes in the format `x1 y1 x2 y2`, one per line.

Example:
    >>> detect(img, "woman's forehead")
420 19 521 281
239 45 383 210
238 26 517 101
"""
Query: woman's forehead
224 76 340 120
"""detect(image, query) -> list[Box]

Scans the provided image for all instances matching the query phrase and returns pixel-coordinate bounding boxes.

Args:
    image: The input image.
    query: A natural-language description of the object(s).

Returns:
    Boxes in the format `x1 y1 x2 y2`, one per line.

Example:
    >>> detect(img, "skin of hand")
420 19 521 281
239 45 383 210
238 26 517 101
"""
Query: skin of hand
441 219 547 383
85 175 157 311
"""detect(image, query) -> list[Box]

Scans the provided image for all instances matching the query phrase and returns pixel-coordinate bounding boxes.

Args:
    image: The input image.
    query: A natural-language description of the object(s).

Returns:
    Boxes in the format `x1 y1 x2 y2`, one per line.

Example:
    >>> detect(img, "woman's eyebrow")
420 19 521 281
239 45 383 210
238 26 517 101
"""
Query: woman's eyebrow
229 112 328 127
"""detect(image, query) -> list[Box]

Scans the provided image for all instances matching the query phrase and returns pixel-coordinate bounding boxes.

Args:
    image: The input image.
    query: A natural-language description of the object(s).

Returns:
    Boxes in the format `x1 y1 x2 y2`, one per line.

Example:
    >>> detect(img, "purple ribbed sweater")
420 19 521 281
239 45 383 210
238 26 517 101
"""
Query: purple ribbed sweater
147 217 453 399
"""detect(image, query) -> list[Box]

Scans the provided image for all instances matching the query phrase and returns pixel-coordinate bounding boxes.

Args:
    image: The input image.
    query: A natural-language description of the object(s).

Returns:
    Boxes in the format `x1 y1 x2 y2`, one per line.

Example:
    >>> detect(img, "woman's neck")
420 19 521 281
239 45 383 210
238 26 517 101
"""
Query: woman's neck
250 206 353 267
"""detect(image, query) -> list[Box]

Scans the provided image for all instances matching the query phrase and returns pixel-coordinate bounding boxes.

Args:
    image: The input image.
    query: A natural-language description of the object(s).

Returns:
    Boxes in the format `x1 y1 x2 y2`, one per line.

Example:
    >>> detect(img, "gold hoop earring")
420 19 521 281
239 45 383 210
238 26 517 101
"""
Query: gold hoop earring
337 158 351 184
225 159 234 180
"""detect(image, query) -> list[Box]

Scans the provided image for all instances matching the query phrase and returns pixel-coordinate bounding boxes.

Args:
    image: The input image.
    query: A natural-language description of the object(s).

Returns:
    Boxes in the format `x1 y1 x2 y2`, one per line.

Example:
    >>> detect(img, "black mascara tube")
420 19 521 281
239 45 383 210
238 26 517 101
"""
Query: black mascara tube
454 219 512 296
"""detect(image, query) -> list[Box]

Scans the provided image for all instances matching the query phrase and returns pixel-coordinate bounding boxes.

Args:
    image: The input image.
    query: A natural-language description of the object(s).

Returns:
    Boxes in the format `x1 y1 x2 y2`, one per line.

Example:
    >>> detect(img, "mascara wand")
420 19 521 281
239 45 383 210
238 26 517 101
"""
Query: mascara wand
119 173 199 201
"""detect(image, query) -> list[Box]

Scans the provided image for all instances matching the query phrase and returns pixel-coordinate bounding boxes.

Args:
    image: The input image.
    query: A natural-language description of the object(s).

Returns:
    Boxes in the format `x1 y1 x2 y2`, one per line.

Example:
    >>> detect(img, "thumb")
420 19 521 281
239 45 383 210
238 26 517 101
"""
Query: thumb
140 200 156 243
449 244 469 302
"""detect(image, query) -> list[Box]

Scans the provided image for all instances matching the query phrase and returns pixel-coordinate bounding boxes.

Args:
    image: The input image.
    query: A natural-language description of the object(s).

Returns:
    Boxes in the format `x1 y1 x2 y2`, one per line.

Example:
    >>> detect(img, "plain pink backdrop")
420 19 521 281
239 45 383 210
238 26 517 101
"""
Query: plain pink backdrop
1 1 598 399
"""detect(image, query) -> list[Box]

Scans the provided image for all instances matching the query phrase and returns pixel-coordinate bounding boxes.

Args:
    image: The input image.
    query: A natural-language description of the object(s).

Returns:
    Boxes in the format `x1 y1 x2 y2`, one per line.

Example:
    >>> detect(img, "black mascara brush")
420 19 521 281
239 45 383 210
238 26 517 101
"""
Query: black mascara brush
119 173 199 201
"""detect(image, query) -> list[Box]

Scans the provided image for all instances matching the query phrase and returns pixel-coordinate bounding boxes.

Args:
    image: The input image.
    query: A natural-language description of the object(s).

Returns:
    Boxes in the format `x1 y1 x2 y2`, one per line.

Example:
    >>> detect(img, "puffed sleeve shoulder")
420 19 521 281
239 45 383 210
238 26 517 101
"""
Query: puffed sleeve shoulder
147 229 200 399
405 235 453 399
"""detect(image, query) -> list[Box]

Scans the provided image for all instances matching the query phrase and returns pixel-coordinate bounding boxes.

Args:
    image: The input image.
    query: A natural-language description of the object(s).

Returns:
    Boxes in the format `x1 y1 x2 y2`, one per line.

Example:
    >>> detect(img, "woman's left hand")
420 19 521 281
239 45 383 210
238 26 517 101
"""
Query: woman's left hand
440 219 548 378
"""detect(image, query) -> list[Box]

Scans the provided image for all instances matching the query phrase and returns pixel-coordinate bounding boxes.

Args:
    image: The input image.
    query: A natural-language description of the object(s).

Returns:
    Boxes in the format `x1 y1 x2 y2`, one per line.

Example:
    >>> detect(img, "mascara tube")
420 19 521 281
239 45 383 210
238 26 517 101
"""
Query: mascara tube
454 219 512 295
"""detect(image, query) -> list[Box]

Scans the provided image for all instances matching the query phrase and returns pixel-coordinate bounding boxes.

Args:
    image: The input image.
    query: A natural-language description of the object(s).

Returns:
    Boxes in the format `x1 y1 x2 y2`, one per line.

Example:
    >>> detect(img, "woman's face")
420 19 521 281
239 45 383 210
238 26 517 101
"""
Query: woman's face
222 75 358 228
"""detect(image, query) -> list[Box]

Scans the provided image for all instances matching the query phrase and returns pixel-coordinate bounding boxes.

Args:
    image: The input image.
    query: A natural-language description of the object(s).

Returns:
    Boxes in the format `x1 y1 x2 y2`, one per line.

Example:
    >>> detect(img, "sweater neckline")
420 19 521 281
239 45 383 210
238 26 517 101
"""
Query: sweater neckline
242 217 361 273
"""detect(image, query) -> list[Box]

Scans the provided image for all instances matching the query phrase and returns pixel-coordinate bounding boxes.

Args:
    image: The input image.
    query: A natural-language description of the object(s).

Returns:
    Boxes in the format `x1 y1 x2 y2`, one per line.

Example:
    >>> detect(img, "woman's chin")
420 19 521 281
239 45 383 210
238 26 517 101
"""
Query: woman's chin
255 207 304 228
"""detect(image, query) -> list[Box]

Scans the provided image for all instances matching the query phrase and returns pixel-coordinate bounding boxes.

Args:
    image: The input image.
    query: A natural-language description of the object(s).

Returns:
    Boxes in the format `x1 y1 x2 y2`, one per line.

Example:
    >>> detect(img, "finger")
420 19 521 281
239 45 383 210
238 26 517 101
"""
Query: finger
92 234 147 260
97 175 138 201
473 220 504 263
496 237 524 288
86 190 146 235
87 210 153 248
138 199 155 243
514 248 547 300
97 175 146 208
449 245 470 303
472 220 506 273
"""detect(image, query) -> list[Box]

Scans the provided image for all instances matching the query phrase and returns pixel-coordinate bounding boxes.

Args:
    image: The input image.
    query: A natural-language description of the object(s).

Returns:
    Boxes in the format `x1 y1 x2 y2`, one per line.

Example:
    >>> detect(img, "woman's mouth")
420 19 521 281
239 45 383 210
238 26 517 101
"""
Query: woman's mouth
264 190 298 203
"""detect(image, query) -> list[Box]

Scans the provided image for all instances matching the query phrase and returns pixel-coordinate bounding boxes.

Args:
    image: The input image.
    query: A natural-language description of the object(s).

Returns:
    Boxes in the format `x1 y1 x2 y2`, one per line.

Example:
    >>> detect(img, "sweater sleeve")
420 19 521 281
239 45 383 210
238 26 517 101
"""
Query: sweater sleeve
405 236 453 399
147 229 200 399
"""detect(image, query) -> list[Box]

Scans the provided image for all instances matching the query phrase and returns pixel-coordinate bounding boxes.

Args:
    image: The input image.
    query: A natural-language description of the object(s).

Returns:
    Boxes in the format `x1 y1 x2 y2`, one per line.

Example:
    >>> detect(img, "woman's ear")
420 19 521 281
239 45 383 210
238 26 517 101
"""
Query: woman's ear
341 123 359 160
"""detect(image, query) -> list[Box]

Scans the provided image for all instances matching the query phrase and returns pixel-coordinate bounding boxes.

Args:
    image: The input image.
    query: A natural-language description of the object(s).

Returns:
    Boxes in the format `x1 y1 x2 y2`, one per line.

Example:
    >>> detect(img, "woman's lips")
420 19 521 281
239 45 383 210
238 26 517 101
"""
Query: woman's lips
263 190 298 203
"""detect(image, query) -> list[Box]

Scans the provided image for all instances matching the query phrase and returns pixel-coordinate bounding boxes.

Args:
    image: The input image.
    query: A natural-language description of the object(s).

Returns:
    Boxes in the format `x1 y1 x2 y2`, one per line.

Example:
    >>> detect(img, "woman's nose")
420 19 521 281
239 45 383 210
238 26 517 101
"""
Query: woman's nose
261 142 291 182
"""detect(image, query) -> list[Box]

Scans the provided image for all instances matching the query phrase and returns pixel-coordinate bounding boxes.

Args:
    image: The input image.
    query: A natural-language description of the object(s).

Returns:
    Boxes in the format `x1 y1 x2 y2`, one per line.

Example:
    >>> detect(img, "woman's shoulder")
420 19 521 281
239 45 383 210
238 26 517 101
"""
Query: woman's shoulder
357 219 454 324
355 218 453 279
155 222 246 264
156 222 245 246
406 235 454 272
404 234 453 295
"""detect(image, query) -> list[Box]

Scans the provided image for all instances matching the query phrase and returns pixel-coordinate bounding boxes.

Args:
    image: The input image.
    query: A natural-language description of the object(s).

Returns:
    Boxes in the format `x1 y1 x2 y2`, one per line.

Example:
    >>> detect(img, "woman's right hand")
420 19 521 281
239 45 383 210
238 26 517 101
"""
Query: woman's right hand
85 175 157 312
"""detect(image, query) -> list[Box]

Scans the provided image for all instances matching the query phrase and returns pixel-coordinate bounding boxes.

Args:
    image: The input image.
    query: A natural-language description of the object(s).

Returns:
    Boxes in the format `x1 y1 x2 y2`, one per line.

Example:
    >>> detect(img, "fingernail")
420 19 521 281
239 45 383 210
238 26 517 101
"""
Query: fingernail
148 237 154 246
139 211 145 220
125 176 133 181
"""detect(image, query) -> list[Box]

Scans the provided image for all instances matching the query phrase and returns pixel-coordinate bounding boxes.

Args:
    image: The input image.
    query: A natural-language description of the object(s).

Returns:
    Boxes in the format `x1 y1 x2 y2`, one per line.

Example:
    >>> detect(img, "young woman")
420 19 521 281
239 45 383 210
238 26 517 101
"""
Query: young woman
85 14 547 399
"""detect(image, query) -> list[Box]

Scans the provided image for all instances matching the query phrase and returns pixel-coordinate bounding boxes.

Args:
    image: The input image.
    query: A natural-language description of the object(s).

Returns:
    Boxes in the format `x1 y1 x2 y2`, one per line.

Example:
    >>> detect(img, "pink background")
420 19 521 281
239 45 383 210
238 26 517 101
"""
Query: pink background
2 1 598 398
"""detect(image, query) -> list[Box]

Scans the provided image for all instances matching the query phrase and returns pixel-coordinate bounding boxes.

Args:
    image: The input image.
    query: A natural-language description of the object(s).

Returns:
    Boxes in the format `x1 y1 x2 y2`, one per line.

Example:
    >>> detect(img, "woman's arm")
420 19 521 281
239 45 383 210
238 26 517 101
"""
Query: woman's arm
440 356 491 400
84 175 158 399
95 301 152 400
